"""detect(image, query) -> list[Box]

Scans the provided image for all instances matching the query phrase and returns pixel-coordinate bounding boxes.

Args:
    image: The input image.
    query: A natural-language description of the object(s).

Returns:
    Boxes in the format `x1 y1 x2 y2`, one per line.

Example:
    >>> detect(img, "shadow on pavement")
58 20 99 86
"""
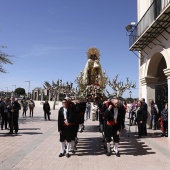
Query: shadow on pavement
74 124 156 157
83 125 99 133
0 131 43 137
75 137 105 156
18 117 57 125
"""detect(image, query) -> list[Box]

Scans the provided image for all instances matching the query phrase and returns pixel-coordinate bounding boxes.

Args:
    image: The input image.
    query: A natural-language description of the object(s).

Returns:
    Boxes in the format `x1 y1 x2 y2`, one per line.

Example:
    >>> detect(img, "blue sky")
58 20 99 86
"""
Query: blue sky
0 0 138 98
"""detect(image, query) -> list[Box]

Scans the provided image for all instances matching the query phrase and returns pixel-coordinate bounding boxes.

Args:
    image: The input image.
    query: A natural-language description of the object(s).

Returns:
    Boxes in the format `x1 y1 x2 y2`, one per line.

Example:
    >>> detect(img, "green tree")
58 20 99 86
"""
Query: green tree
0 46 13 73
15 88 26 96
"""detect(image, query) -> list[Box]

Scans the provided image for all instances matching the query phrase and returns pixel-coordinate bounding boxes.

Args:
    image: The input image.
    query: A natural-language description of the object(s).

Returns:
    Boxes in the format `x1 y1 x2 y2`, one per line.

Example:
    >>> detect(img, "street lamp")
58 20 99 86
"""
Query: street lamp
12 85 16 91
12 85 16 97
0 88 3 98
129 91 132 103
25 80 30 98
4 87 8 97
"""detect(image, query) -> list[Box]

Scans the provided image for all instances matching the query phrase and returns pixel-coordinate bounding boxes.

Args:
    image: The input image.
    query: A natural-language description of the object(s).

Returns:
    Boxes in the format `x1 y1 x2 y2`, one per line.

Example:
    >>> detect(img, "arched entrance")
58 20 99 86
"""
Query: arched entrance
147 54 168 111
155 57 168 112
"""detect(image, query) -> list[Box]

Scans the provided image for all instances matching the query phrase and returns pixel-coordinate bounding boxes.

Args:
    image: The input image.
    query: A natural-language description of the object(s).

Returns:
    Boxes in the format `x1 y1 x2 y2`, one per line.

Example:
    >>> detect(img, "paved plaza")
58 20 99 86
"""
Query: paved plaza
0 107 170 170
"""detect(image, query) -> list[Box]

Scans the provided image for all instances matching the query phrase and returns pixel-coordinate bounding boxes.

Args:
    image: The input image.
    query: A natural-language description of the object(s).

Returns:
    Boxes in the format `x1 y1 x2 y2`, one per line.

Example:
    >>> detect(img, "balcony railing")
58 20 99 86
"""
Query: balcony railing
129 0 170 50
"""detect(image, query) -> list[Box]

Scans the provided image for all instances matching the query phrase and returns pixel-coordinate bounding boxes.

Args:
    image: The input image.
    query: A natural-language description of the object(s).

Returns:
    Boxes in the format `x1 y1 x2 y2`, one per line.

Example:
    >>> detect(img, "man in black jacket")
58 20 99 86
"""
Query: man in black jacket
58 99 76 158
0 97 10 130
43 100 51 120
141 98 148 136
8 97 20 134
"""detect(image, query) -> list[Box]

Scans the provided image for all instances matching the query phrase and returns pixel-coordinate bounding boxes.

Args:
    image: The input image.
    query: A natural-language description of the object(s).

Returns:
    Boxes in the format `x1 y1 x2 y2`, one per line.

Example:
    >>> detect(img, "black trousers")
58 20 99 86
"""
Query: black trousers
137 121 143 137
163 121 168 135
142 120 147 136
60 126 74 142
106 125 120 143
8 114 18 133
1 113 8 129
29 107 34 117
44 111 50 120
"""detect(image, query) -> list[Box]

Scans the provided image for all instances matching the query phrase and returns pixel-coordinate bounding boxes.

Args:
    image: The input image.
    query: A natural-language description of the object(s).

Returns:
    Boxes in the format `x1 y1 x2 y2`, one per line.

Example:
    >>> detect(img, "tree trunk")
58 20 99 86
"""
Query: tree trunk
53 98 56 110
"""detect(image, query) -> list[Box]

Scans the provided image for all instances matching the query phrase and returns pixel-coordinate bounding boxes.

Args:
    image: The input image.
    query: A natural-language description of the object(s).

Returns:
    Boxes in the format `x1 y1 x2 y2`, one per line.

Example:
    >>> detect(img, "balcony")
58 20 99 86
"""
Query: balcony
129 0 170 51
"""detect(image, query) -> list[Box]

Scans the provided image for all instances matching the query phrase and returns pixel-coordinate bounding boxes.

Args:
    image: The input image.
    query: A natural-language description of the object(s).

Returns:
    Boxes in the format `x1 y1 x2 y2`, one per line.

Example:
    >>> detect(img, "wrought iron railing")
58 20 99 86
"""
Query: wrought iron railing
129 0 170 48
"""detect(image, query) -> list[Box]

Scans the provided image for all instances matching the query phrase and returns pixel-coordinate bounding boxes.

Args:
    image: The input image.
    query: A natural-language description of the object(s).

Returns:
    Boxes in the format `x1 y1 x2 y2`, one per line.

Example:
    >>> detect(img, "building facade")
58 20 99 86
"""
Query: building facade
128 0 170 138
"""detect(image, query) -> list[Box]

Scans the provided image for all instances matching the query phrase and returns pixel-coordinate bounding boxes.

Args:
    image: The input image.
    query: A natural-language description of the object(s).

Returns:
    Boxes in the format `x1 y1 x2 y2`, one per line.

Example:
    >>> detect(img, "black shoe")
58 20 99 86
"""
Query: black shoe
153 128 156 130
115 152 120 157
15 131 18 134
59 153 64 157
8 132 13 134
1 128 3 130
161 134 165 137
66 153 70 158
106 152 111 156
71 150 75 154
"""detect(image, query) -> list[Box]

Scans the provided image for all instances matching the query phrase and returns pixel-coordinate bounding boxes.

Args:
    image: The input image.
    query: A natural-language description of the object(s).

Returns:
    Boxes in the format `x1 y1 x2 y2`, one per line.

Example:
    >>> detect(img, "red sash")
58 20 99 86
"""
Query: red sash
107 120 116 126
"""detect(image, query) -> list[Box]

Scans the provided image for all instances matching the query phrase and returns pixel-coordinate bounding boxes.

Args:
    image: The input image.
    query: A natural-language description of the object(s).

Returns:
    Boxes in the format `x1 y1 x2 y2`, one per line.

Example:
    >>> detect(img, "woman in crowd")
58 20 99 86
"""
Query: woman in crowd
161 103 168 137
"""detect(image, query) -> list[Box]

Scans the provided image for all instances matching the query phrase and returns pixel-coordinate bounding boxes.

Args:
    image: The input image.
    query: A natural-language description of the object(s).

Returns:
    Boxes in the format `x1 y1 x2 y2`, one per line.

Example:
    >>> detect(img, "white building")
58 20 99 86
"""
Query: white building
128 0 170 138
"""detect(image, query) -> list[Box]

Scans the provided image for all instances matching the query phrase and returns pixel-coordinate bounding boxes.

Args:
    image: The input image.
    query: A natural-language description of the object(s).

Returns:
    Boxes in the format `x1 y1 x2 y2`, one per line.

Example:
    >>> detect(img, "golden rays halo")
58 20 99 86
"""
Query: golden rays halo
86 47 100 60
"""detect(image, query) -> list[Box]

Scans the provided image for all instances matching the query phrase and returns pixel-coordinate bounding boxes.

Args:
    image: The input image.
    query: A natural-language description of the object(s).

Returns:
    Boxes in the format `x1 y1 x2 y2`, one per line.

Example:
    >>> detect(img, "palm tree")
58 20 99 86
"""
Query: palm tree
0 46 13 73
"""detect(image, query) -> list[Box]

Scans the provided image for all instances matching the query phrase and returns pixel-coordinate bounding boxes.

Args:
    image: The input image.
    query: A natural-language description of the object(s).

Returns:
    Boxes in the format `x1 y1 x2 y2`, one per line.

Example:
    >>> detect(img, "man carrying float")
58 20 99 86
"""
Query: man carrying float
104 98 122 157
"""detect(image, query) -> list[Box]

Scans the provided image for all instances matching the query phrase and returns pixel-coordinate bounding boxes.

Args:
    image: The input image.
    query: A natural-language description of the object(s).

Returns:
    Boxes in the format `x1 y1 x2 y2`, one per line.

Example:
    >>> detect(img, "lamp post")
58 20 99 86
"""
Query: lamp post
0 88 3 98
12 85 16 91
129 91 132 103
25 80 30 98
4 87 8 97
12 85 16 97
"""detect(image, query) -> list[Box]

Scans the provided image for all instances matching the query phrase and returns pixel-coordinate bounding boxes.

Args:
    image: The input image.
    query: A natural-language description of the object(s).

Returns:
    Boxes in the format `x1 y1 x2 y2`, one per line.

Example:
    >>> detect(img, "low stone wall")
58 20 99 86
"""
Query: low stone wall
34 101 62 110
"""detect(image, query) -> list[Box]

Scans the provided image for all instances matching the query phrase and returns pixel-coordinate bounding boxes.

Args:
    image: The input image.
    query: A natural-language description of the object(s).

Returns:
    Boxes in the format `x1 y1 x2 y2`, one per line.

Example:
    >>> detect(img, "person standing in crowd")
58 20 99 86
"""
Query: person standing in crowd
161 103 168 137
105 98 122 157
8 97 20 134
15 98 21 117
58 99 76 158
78 101 86 132
43 100 51 121
141 98 148 136
148 99 159 130
85 101 91 120
29 99 35 117
118 99 126 129
0 97 10 130
99 101 105 133
122 100 127 129
21 99 28 117
136 100 145 138
67 97 77 153
91 102 98 121
130 99 137 125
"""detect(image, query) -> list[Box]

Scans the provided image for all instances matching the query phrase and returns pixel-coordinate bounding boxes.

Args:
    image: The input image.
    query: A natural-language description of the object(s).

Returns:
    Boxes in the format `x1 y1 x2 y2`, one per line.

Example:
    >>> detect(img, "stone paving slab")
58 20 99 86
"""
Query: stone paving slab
0 107 170 170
